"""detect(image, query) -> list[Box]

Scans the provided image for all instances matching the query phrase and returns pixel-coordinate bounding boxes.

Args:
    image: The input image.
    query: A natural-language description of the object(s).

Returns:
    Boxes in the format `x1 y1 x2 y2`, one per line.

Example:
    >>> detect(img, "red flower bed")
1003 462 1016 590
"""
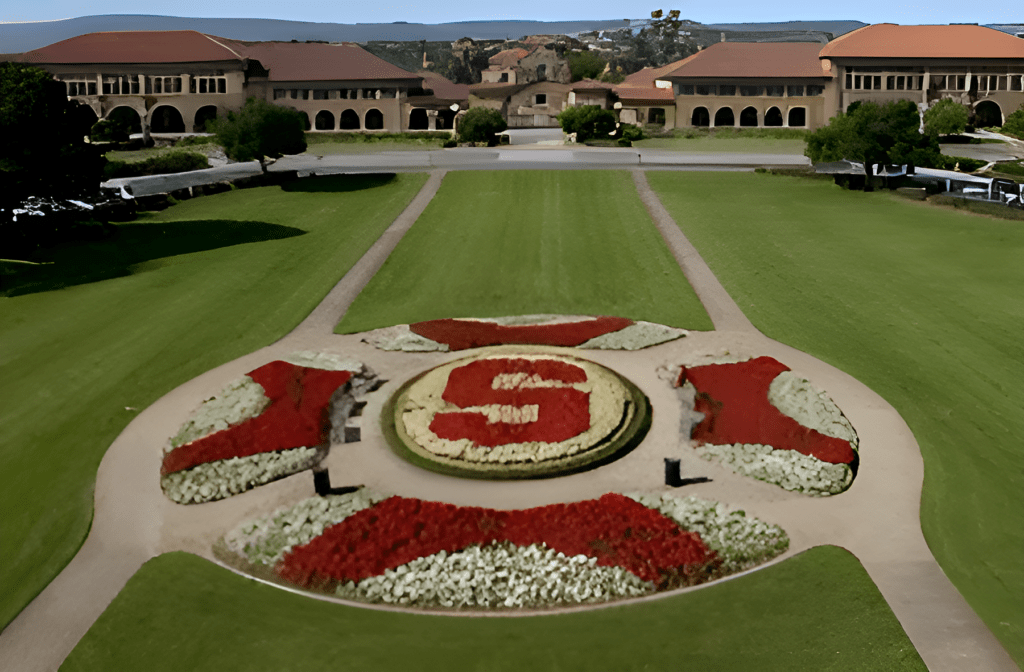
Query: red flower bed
161 361 351 476
409 316 634 351
277 493 716 587
429 358 590 446
679 357 855 465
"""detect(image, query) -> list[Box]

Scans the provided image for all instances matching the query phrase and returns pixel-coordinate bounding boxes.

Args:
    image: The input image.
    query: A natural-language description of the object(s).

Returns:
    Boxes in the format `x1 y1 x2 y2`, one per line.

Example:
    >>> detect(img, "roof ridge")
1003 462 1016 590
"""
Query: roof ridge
201 33 241 59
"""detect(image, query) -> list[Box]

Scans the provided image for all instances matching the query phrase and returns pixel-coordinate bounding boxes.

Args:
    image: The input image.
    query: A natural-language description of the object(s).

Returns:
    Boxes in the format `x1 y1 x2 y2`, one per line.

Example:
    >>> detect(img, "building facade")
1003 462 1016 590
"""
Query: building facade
819 24 1024 127
662 42 836 130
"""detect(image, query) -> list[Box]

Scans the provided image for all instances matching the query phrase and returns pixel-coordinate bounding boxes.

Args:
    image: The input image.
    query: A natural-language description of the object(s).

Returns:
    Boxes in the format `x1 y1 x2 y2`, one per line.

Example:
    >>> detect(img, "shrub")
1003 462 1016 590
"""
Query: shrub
621 125 645 142
443 138 457 148
568 51 607 82
557 106 617 142
457 107 507 145
1002 104 1024 139
102 151 209 180
924 99 969 136
208 98 307 162
805 100 942 168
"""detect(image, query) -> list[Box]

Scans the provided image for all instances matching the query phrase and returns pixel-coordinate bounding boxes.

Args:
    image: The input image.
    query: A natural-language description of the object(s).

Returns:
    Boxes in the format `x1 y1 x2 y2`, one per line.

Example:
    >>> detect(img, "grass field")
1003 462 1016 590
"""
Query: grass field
647 171 1024 665
635 128 808 154
0 173 428 630
60 547 925 672
336 170 714 333
304 131 449 155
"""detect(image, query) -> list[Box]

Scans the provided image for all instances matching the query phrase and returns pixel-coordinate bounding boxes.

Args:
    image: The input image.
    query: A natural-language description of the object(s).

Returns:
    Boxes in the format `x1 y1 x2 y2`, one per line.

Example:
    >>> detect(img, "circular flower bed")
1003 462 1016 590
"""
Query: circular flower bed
161 352 376 504
385 350 650 479
218 489 789 609
671 356 859 495
361 315 687 352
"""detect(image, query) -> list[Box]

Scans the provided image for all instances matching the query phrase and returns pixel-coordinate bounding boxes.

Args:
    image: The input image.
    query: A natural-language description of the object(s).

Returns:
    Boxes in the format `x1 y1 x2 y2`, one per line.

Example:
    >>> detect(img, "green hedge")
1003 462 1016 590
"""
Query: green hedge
103 151 209 180
305 131 451 144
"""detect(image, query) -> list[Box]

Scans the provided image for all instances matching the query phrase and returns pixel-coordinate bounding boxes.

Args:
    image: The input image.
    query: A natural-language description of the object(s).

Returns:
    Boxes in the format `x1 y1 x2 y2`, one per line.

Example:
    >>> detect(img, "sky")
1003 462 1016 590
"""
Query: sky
0 0 1018 26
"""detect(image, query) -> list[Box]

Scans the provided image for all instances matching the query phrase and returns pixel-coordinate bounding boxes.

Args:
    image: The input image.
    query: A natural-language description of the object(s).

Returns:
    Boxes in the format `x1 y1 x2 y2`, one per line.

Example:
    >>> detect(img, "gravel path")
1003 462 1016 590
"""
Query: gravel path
0 168 1016 672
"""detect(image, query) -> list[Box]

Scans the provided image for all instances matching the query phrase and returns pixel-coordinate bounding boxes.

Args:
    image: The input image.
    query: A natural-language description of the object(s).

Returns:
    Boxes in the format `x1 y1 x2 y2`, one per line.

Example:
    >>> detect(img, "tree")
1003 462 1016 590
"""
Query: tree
557 105 617 142
207 98 307 162
1001 104 1024 139
457 107 507 145
805 100 941 168
567 51 607 82
924 99 969 136
0 62 104 205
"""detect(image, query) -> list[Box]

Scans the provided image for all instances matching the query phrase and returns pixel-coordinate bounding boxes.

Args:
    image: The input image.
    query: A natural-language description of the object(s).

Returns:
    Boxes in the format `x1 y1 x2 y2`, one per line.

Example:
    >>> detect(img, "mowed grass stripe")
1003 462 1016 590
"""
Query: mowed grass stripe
335 170 713 333
60 548 925 672
0 173 428 630
647 171 1024 665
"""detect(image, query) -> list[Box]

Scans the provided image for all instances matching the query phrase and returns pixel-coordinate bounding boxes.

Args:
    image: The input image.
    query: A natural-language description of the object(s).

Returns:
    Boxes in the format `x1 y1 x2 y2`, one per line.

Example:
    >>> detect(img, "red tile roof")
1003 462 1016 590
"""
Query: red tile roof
620 56 695 88
23 30 244 64
613 86 675 102
571 78 615 91
663 42 831 79
242 42 420 82
819 24 1024 59
417 70 469 101
488 47 531 68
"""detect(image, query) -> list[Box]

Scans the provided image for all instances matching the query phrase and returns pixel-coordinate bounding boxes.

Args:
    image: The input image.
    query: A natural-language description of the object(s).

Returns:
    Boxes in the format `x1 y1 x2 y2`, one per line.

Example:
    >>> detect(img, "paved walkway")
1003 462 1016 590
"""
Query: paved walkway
0 168 1017 671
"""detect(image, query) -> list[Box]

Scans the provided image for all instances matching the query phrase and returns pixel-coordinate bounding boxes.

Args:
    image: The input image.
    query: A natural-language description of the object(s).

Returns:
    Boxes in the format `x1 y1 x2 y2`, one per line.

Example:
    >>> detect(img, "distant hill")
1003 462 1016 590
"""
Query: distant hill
0 15 631 53
704 20 866 36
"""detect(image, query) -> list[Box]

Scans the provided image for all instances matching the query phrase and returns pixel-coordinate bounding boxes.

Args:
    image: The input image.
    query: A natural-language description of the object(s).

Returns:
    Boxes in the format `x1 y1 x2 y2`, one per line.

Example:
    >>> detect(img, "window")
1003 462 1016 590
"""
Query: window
787 85 804 97
65 79 96 96
1011 76 1023 92
765 85 784 97
535 93 547 105
679 84 694 95
500 72 508 82
739 85 761 96
806 85 824 96
695 84 717 96
313 89 329 100
102 76 120 95
719 85 736 96
274 89 286 99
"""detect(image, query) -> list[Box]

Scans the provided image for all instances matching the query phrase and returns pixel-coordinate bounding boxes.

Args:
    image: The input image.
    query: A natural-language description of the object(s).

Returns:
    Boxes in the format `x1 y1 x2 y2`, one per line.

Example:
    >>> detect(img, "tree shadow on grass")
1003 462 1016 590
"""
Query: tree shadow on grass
280 173 397 193
1 220 305 297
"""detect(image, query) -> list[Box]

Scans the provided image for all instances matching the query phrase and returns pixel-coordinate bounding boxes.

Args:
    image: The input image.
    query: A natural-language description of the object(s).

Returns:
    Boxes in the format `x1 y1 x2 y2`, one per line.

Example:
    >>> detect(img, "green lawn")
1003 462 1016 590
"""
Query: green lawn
336 170 713 333
647 171 1024 665
0 173 428 631
61 547 924 672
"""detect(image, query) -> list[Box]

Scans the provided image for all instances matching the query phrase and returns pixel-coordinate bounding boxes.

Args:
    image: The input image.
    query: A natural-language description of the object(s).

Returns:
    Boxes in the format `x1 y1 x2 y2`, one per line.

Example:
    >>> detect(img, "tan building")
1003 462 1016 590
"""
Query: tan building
613 59 685 129
818 24 1024 126
507 81 570 127
661 42 834 130
568 79 616 109
22 31 251 135
21 30 428 135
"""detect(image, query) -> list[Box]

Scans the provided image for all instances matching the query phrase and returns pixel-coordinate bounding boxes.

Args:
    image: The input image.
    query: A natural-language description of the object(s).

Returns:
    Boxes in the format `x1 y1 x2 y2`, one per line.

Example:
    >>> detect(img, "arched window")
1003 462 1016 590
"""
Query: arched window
787 107 806 127
340 109 360 130
739 106 758 127
764 106 783 127
150 105 185 133
714 107 735 127
314 110 335 130
409 108 429 130
974 100 1003 127
691 106 710 127
194 105 218 133
365 109 384 130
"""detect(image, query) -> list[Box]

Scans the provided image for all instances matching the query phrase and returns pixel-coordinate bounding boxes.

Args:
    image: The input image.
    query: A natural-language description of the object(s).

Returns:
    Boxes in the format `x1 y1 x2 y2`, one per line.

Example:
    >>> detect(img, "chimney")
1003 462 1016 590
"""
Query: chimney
720 32 726 42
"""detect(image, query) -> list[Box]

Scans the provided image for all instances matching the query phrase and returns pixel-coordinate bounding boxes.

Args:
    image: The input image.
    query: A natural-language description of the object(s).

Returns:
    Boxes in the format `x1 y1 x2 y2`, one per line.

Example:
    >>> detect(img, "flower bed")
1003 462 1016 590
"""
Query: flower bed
361 315 687 352
219 490 789 609
387 351 650 479
161 353 374 504
673 356 858 495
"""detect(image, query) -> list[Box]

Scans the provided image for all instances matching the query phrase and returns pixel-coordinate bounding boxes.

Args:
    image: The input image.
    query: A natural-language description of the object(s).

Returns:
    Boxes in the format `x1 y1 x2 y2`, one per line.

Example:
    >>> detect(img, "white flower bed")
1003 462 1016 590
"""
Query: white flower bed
624 493 789 573
696 443 853 496
767 371 858 449
400 354 629 465
334 541 653 608
168 376 270 451
579 321 687 351
161 446 320 504
223 489 393 565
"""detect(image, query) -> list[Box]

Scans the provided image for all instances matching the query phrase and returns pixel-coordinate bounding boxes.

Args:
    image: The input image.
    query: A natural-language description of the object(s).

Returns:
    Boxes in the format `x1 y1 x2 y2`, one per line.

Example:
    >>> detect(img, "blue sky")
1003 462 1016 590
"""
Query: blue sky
0 0 1017 26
